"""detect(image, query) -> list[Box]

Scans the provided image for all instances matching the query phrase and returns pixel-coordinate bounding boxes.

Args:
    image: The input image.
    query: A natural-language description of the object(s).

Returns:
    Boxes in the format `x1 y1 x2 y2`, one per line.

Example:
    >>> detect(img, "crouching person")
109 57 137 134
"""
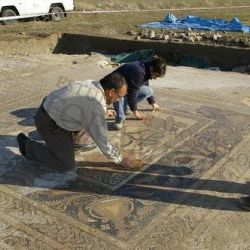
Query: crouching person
17 73 134 171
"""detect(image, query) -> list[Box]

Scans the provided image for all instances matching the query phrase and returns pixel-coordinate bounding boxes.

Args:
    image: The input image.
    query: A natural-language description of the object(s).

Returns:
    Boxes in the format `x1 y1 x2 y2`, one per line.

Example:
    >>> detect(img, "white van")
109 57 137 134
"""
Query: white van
0 0 74 24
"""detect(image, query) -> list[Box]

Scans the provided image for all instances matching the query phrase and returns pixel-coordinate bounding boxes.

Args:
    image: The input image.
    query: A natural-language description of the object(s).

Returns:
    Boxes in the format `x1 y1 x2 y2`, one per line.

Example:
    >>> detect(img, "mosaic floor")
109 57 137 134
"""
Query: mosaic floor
0 57 249 249
0 99 249 249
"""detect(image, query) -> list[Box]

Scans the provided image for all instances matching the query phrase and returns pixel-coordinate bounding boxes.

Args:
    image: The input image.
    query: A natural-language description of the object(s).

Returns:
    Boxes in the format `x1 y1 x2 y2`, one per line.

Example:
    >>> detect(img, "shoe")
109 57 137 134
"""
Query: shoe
17 133 29 157
113 120 124 130
73 142 97 152
239 196 250 211
125 110 133 115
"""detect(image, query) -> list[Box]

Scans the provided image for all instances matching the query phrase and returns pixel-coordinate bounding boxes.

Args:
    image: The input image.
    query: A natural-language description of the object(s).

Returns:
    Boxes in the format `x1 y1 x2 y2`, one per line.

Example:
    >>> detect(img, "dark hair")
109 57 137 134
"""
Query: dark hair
150 55 166 77
100 72 127 90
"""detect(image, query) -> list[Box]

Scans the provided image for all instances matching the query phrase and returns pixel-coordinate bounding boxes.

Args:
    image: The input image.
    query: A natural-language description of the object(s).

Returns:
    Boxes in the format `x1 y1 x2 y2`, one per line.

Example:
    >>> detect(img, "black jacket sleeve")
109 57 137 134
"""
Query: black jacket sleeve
144 81 155 105
127 83 139 112
147 95 155 105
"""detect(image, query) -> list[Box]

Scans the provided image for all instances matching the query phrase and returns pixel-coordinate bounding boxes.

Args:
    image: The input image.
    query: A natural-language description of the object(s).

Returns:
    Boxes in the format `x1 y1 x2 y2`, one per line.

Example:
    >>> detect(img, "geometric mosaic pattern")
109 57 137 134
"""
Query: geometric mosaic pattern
0 54 249 249
24 105 250 245
76 109 215 190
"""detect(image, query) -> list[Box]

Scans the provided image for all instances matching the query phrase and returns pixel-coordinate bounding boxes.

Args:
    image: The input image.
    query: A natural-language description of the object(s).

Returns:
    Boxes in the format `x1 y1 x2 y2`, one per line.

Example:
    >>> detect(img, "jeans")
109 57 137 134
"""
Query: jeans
113 85 153 122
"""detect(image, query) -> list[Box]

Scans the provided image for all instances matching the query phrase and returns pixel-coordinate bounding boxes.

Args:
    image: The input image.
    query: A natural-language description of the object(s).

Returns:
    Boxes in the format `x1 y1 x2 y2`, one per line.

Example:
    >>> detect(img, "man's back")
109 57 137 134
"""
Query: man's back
43 80 107 131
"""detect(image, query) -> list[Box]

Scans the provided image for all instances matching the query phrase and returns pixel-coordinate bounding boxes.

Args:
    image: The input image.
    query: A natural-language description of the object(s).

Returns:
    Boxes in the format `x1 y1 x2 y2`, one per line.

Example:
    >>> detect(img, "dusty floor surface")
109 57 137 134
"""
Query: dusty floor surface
0 53 249 249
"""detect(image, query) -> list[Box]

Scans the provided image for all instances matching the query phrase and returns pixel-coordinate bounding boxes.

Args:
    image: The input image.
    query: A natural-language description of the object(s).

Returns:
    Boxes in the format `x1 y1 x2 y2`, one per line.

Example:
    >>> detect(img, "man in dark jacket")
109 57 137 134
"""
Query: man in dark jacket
111 55 166 130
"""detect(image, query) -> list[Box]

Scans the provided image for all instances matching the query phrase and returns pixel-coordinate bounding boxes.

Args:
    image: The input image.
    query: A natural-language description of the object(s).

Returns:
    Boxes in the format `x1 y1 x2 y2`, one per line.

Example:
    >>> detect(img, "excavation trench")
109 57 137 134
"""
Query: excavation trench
1 32 250 71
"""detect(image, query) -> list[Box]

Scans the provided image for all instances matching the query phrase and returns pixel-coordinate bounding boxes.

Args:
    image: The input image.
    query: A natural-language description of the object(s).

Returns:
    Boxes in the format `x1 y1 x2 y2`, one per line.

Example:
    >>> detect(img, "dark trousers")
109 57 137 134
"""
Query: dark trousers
25 105 88 172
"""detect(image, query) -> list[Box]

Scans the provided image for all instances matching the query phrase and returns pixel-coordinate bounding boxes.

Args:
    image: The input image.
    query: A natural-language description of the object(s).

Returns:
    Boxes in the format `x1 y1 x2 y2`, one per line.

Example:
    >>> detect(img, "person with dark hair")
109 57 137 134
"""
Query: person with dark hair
16 73 135 172
111 55 167 130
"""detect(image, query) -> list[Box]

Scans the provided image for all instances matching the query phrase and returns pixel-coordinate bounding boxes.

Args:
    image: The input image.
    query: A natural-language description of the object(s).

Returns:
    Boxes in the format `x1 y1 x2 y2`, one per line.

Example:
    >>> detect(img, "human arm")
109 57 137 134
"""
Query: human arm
86 103 122 164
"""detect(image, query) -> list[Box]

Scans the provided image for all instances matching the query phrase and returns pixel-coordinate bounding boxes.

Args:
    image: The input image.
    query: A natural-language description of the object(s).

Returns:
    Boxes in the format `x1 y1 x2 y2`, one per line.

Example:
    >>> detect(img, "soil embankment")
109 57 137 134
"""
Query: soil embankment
1 32 249 71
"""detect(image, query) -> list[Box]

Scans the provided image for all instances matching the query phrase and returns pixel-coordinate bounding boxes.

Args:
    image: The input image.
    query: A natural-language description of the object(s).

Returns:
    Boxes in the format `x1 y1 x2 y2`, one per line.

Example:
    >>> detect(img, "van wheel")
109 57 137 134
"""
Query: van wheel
1 9 17 25
50 6 64 22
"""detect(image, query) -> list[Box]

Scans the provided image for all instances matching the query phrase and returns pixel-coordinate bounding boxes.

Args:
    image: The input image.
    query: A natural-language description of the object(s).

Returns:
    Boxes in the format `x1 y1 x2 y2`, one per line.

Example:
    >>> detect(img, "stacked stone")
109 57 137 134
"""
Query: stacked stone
126 29 250 48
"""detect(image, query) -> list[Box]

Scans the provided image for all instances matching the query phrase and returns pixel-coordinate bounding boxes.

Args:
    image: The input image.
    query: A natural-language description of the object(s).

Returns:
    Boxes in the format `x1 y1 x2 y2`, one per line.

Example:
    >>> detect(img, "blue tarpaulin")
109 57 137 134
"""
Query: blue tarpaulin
138 13 250 33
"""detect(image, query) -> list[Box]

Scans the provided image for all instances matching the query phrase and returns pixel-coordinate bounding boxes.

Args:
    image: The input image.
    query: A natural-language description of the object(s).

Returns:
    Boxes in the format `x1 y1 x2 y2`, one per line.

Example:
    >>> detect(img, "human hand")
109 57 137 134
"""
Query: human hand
152 103 162 112
133 110 146 120
118 156 142 170
106 109 116 118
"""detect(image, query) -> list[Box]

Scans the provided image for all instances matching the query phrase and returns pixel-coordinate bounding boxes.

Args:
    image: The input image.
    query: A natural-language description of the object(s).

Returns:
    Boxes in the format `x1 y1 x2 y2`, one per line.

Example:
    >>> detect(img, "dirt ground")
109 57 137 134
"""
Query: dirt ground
0 7 250 55
74 0 250 11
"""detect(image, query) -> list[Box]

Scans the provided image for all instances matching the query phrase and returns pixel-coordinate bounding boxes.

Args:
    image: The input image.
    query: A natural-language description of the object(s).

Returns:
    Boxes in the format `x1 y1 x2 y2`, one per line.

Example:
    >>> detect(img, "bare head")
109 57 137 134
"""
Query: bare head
100 73 128 105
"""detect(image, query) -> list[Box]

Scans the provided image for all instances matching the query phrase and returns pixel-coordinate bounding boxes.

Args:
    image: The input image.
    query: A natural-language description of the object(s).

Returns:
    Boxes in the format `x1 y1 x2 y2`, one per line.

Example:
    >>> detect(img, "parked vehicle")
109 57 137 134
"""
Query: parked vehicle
0 0 74 24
